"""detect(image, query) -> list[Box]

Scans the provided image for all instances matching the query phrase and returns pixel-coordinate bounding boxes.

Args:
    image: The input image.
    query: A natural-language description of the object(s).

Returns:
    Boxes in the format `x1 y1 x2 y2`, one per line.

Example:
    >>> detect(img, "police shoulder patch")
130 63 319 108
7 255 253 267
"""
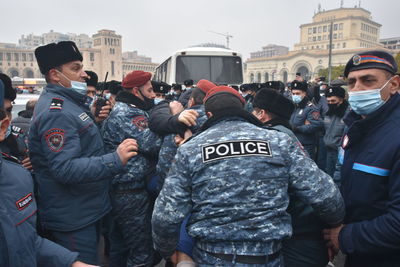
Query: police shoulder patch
16 193 33 211
50 98 64 111
132 115 148 130
45 128 65 152
79 112 90 122
202 140 272 163
312 111 320 120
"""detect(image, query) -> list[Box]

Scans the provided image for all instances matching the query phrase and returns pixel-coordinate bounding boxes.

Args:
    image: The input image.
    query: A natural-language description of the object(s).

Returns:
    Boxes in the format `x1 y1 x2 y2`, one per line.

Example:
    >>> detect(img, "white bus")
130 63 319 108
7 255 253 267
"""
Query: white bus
153 47 243 86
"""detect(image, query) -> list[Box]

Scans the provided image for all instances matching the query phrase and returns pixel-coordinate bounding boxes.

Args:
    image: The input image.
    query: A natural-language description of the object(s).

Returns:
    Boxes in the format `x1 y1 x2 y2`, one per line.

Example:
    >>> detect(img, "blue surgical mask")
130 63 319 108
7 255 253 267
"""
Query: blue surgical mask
154 98 163 105
57 70 88 95
348 78 391 115
105 93 112 100
292 95 303 104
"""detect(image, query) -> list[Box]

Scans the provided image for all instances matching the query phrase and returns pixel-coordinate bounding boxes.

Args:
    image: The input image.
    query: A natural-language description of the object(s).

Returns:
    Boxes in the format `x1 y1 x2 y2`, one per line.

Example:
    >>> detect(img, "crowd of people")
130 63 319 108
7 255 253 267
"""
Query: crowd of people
1 41 399 267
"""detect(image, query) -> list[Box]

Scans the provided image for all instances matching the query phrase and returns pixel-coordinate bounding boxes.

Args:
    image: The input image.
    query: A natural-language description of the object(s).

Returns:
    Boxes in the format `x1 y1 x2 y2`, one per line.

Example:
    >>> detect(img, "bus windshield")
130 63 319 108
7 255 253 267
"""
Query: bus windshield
176 55 243 84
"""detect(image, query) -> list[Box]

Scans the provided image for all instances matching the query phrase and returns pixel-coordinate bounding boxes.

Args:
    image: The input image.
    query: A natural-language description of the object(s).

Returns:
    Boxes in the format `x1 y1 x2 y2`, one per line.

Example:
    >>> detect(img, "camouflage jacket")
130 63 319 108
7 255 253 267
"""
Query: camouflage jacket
102 92 162 191
152 110 344 257
156 105 207 183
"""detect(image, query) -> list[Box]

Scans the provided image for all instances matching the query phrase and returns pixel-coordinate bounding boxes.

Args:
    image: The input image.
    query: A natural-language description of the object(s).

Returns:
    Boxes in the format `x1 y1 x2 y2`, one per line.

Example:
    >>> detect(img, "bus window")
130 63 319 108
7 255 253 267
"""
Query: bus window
176 56 242 85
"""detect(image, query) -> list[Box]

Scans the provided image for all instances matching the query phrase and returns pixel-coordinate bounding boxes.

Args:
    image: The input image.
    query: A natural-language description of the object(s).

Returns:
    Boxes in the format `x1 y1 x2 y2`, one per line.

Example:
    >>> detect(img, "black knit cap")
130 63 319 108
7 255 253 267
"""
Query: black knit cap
290 80 308 92
84 70 98 87
253 88 295 120
0 73 16 101
35 41 83 74
325 86 346 99
344 50 398 77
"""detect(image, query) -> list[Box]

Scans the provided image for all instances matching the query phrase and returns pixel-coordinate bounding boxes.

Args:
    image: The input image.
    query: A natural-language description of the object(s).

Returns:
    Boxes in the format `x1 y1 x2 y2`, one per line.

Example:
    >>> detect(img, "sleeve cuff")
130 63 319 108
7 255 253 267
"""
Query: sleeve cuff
103 152 124 174
339 224 354 254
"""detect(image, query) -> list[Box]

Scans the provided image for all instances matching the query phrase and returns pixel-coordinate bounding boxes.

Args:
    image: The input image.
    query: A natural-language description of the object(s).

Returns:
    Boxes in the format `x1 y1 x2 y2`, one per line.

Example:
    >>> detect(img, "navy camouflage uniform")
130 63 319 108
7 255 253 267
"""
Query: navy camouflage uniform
289 96 323 159
156 104 208 187
152 110 345 266
101 91 162 267
28 84 124 264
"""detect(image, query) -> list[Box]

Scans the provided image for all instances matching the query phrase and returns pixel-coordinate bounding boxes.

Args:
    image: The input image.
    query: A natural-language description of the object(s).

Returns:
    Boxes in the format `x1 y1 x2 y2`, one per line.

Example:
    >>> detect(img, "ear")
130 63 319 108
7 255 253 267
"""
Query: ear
0 117 10 142
389 75 400 95
48 69 61 83
132 87 140 98
206 111 213 118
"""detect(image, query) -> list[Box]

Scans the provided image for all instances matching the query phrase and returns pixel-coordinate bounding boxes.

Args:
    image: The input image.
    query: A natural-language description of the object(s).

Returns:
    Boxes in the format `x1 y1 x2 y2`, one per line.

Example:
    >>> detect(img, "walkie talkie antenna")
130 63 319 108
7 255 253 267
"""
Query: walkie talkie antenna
100 72 109 96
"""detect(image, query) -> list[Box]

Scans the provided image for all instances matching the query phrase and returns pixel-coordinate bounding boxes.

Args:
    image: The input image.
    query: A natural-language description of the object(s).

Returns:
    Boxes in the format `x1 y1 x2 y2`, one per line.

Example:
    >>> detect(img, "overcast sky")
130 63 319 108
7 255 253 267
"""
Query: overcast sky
2 0 398 63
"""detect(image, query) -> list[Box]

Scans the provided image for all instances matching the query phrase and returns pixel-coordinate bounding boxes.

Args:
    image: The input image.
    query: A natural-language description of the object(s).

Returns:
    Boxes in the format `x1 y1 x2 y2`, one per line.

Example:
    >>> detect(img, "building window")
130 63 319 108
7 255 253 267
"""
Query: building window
29 53 34 61
333 33 337 39
323 25 327 32
22 53 26 61
323 35 327 40
6 53 11 61
313 36 316 41
90 52 94 61
339 23 343 30
318 36 321 41
313 27 317 34
334 24 338 31
0 52 2 61
318 26 322 33
339 33 343 39
343 42 346 48
332 44 335 49
111 61 115 76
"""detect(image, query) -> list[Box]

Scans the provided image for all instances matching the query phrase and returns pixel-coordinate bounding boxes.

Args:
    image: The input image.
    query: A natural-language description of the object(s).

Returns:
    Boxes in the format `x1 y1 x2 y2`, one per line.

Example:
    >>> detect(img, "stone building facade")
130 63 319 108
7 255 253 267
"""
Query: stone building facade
0 29 157 81
245 6 393 83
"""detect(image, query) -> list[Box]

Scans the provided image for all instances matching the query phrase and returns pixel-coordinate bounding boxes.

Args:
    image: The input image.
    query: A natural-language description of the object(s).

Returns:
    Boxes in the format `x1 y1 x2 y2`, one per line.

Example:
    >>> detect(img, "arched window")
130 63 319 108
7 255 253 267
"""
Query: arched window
250 73 254 83
257 73 261 83
265 73 269 82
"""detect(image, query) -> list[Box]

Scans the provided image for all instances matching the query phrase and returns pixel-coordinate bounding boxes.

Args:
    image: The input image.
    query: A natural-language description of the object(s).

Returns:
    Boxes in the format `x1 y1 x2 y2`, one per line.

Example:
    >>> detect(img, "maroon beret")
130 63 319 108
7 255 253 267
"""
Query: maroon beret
196 79 216 94
122 71 152 89
204 85 245 105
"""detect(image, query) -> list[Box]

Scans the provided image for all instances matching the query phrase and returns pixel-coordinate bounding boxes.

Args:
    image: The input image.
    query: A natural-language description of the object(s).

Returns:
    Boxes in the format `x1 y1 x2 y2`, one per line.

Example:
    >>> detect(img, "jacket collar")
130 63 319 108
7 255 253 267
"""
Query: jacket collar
45 83 88 106
296 96 309 109
115 91 146 110
263 117 292 130
199 108 263 133
344 93 400 146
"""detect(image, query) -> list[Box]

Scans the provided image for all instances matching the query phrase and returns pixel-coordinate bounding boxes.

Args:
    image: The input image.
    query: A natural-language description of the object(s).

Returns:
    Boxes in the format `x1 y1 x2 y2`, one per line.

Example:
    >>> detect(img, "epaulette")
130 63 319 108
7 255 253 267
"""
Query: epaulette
50 97 64 111
12 125 24 135
1 152 21 164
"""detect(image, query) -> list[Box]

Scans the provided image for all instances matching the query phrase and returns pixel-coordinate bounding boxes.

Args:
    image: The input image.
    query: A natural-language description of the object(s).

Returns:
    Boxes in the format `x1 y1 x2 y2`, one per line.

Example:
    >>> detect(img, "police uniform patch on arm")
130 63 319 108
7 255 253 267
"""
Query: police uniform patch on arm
312 111 320 120
50 97 64 111
132 115 148 130
45 128 65 152
202 140 272 163
16 193 33 211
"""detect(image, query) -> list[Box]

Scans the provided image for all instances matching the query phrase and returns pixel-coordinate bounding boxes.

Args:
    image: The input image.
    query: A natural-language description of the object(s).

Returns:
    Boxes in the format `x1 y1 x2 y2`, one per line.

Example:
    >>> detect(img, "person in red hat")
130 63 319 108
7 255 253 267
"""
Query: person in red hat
101 70 163 267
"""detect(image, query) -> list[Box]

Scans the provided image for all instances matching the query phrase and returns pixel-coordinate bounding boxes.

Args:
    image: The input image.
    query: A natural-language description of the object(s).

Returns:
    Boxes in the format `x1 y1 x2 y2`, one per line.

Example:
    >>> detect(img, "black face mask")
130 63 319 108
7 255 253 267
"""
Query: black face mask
138 89 154 111
328 103 339 113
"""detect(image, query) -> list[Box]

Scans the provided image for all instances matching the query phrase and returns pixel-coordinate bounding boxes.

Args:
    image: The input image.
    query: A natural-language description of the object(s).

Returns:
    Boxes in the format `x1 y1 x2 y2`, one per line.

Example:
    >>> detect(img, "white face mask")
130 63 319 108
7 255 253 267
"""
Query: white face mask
57 70 88 95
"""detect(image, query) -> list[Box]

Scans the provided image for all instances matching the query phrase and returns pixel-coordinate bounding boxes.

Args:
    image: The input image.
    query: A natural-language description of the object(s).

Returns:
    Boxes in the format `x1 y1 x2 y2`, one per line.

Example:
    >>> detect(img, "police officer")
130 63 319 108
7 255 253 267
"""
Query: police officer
253 88 331 267
323 51 400 267
289 80 323 159
0 106 98 267
101 70 161 267
84 70 98 99
323 86 349 178
0 73 31 169
28 41 138 265
152 80 172 105
152 86 344 266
